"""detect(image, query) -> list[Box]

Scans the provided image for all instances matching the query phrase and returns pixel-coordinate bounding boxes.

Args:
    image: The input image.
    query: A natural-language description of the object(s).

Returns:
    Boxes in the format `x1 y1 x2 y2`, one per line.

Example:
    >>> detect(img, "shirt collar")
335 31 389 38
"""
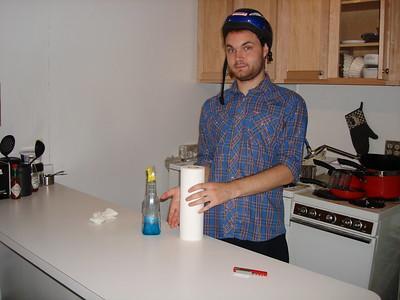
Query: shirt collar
230 73 272 97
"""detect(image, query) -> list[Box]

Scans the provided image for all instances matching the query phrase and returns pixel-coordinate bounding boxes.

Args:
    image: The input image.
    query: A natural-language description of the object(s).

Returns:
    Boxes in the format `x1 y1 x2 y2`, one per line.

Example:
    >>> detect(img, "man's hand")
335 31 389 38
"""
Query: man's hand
186 182 236 213
160 187 180 228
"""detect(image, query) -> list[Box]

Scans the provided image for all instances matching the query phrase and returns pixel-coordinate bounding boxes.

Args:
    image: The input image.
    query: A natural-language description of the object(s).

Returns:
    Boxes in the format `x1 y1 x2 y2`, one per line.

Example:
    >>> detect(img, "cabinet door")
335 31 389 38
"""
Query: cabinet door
382 0 400 84
234 0 278 80
197 0 233 83
275 0 331 83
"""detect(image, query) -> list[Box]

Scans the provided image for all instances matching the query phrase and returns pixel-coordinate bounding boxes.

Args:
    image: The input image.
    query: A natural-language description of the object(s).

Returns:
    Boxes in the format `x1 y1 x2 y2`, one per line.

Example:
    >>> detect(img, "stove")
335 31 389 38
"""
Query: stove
288 189 400 300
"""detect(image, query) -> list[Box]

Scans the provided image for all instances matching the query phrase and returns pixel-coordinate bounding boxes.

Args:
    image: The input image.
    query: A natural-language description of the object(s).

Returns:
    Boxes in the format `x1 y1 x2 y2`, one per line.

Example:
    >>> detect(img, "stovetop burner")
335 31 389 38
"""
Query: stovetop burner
349 199 385 208
312 189 386 208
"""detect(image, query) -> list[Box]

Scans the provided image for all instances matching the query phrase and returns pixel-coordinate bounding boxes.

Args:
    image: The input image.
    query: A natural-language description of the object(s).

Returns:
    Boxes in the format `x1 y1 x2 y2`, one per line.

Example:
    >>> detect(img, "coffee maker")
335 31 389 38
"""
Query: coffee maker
0 158 10 198
0 135 17 199
0 157 21 198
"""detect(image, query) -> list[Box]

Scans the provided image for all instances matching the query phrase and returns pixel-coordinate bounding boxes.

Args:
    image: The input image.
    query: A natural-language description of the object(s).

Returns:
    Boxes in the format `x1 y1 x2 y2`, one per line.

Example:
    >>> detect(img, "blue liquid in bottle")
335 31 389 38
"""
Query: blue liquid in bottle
142 215 161 235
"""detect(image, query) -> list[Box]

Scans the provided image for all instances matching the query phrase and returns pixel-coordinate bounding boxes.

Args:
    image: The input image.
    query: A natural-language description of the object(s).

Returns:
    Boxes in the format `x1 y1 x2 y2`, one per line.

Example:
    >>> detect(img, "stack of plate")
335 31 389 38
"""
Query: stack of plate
343 53 353 78
348 56 364 78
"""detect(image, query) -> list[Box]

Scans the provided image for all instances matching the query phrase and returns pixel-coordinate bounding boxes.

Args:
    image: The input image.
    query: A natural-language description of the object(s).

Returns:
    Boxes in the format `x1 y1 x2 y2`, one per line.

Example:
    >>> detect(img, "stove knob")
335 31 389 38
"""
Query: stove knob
299 207 308 215
353 220 363 230
308 209 317 218
342 218 352 227
325 214 336 224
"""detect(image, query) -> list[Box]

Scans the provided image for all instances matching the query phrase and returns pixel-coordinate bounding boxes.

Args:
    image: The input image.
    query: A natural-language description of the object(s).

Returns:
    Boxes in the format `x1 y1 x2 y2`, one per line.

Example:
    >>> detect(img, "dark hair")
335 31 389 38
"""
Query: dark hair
219 8 273 105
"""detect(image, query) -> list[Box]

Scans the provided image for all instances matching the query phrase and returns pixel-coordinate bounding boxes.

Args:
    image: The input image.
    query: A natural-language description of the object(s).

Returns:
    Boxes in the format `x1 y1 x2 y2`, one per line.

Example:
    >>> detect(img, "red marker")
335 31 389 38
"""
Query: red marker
233 266 268 277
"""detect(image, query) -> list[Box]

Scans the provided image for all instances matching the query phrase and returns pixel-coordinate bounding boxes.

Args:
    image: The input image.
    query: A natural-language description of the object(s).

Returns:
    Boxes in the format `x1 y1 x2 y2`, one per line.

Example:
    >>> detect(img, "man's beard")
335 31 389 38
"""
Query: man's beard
229 57 265 81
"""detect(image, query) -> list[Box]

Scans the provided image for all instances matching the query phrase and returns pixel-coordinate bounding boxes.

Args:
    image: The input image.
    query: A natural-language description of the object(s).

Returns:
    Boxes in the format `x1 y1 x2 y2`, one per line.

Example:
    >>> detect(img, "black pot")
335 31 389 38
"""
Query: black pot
358 154 400 171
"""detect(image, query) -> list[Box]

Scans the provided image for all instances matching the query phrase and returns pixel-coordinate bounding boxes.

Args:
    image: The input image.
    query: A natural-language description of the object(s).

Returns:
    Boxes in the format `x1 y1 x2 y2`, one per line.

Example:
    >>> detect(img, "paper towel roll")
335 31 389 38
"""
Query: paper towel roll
180 165 205 241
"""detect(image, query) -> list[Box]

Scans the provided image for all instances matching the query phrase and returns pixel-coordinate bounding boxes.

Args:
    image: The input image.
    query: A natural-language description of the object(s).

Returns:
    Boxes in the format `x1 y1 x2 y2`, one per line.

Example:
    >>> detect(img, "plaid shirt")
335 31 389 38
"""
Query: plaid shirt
197 75 308 241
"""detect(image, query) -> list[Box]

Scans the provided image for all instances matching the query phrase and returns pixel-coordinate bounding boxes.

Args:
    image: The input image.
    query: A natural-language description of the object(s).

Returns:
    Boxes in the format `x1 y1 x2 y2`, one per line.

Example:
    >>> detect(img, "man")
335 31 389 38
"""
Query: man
161 8 307 263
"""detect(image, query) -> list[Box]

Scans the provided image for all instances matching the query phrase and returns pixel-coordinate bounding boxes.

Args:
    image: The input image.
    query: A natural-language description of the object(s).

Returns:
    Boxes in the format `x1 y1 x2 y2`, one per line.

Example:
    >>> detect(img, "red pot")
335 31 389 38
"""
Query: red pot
363 170 400 199
338 159 400 199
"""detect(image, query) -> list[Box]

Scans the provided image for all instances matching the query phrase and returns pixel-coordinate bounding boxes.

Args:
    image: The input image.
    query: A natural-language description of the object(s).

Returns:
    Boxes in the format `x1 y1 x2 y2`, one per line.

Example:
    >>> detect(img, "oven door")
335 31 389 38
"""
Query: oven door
288 217 376 289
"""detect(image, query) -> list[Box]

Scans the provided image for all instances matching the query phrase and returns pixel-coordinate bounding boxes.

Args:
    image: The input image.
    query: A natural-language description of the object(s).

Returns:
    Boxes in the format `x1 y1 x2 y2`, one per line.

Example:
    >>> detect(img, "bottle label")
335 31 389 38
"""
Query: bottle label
11 183 21 198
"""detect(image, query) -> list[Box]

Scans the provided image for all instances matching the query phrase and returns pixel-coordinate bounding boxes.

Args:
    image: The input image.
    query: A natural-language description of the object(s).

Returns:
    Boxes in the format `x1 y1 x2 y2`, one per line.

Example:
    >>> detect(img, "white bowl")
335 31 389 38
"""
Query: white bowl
363 67 378 78
364 54 378 66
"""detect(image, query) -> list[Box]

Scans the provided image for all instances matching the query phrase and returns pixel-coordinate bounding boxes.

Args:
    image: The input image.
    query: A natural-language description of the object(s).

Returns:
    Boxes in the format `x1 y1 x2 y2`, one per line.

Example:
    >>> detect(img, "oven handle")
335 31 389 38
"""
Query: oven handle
290 217 373 244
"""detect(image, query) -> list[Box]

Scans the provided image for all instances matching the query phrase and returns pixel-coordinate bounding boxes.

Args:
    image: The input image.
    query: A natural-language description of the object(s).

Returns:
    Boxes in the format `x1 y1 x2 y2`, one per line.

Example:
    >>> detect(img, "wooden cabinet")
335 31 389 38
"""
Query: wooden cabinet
381 0 400 84
275 0 331 82
327 0 400 85
197 0 278 83
197 0 232 83
278 0 399 85
197 0 400 85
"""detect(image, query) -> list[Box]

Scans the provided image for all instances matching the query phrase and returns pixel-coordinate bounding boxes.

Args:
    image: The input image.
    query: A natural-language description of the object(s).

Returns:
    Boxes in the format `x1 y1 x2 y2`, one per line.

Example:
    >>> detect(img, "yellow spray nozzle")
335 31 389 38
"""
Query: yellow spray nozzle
146 166 156 183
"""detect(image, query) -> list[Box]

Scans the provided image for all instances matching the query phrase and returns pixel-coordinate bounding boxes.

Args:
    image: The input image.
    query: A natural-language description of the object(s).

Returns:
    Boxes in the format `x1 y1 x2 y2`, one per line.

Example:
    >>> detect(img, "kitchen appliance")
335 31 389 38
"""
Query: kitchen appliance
0 157 21 199
0 135 18 199
288 189 400 300
283 184 312 263
0 159 10 198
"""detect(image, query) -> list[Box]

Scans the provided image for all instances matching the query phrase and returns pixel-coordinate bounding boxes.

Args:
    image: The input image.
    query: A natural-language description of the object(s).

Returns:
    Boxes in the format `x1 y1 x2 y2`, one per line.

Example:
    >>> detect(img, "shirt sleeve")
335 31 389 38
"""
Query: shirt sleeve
278 92 308 181
196 102 213 166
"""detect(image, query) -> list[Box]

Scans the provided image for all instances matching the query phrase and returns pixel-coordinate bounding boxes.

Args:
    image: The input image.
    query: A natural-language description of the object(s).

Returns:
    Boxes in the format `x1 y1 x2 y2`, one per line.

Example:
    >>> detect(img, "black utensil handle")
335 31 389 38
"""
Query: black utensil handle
313 159 336 176
337 158 367 172
299 177 328 188
304 139 312 153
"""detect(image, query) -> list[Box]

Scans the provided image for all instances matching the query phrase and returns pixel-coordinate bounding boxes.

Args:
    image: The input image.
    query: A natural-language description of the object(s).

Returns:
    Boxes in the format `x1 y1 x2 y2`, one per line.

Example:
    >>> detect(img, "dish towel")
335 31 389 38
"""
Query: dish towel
90 208 119 224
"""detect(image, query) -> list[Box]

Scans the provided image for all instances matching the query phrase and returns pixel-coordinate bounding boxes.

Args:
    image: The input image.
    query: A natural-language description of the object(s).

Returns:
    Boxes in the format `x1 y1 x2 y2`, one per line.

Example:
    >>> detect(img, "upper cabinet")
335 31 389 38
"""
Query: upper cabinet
275 0 331 82
197 0 232 83
197 0 400 85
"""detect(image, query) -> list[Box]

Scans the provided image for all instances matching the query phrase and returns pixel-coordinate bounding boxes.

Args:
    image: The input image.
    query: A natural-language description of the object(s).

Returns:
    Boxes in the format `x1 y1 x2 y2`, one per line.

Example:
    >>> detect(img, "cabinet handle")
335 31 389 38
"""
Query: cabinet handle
382 68 389 74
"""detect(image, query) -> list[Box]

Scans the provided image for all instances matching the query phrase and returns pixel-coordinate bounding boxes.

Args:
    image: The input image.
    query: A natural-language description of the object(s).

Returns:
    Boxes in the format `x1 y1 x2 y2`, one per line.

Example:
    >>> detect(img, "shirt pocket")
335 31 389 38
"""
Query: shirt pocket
244 110 281 147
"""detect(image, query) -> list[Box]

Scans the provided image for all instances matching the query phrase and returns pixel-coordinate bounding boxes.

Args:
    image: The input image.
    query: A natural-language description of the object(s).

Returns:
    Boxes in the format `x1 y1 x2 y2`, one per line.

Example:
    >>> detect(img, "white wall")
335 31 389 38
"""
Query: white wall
1 1 399 214
296 85 400 155
0 0 217 212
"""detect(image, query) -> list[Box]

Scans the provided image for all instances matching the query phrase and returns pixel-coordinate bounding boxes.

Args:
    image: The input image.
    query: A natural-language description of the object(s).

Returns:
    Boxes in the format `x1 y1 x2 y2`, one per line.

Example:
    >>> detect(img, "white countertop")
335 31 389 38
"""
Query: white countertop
0 184 380 300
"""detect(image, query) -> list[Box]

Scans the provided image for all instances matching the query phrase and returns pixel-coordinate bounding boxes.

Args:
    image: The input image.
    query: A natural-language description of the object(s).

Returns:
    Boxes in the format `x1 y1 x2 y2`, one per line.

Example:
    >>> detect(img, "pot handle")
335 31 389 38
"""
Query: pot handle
337 158 367 172
299 177 328 188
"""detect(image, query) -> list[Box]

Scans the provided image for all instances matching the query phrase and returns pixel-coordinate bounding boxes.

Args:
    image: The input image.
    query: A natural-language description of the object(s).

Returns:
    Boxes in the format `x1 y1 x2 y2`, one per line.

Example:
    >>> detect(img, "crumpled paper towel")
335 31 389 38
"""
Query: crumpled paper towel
90 208 119 225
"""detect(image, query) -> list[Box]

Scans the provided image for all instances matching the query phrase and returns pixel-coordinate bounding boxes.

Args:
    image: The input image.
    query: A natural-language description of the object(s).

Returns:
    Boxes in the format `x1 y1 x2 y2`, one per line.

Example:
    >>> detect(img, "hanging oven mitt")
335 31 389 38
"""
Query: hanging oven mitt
345 102 378 155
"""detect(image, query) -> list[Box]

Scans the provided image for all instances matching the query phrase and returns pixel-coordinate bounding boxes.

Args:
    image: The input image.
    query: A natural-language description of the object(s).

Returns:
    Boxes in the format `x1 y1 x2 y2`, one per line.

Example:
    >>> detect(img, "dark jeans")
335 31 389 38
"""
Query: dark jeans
222 234 289 263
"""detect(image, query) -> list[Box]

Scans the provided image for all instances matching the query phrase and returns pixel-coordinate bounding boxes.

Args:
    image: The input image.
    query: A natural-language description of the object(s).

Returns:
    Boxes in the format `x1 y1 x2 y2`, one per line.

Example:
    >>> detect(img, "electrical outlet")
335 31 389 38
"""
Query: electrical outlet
385 140 400 157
